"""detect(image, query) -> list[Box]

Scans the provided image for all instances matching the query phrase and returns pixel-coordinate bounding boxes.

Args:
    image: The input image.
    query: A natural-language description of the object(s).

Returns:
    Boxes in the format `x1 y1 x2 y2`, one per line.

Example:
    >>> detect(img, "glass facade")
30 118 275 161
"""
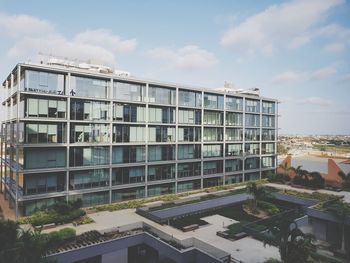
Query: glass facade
70 76 109 98
112 146 145 164
178 90 202 107
26 98 66 118
69 169 109 190
148 85 176 105
112 166 145 185
69 146 109 167
23 70 65 95
71 100 109 121
1 65 277 216
113 81 145 102
71 124 109 143
25 123 66 143
178 144 201 160
204 93 224 109
113 103 145 122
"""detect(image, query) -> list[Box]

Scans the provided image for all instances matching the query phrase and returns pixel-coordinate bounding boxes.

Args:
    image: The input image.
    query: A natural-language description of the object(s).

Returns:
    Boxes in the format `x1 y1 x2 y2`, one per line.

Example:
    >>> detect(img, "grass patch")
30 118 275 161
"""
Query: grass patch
280 190 336 202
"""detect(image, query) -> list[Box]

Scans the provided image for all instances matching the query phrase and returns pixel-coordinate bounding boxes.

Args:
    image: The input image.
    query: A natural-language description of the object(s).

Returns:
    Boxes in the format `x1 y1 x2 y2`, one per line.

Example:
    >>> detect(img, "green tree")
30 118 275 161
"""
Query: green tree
277 143 288 155
246 182 267 210
264 214 315 263
0 220 50 263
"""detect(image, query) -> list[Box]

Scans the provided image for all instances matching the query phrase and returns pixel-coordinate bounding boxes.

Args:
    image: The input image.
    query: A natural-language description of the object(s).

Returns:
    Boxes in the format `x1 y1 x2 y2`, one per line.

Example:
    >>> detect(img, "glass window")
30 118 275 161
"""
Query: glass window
26 98 66 118
149 106 175 124
245 99 260 113
148 164 175 181
178 109 201 125
245 157 260 170
203 111 223 125
262 143 275 154
112 146 145 164
226 128 243 141
112 167 145 185
70 146 109 167
112 187 145 202
178 162 201 178
24 147 66 169
178 90 202 107
177 180 201 192
226 144 243 156
148 126 175 142
226 112 243 126
245 172 260 181
71 124 109 143
71 100 109 121
113 81 145 102
203 177 223 188
204 93 224 109
178 127 201 142
225 159 243 173
24 172 65 195
69 169 109 190
70 191 109 207
226 174 243 184
245 114 260 127
70 76 109 98
113 125 145 143
113 103 145 122
226 97 243 111
148 86 176 105
203 127 223 142
25 123 66 143
23 70 65 95
147 183 175 197
178 145 201 160
262 129 275 141
245 143 260 155
245 128 260 141
203 160 223 175
148 145 175 162
262 101 275 114
262 115 275 128
262 156 275 168
203 144 222 158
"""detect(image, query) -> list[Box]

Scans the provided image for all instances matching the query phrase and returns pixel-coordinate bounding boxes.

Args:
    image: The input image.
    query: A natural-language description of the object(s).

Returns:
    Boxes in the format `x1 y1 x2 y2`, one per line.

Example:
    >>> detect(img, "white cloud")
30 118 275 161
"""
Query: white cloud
74 29 136 53
220 0 344 54
148 45 218 69
3 13 137 67
323 42 345 53
310 66 337 80
298 97 332 106
272 66 337 84
272 71 306 84
0 13 54 38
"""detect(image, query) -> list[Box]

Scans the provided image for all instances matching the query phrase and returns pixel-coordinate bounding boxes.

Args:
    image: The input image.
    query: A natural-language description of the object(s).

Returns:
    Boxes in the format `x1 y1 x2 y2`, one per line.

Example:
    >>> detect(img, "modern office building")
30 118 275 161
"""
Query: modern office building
0 61 278 217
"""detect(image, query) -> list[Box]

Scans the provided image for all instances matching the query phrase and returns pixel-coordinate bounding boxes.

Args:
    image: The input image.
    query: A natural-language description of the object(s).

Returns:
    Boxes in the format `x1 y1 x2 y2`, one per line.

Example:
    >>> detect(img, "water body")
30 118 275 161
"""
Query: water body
278 156 350 174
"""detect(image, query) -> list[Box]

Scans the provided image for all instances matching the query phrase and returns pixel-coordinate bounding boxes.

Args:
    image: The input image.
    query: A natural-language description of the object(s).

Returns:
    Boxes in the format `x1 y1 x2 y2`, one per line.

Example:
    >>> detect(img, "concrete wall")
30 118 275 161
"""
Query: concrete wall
102 248 127 263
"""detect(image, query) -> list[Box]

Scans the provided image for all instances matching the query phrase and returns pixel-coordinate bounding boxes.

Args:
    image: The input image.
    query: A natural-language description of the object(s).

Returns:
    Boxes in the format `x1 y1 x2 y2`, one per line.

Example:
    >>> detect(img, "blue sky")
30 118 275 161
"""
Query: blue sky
0 0 349 135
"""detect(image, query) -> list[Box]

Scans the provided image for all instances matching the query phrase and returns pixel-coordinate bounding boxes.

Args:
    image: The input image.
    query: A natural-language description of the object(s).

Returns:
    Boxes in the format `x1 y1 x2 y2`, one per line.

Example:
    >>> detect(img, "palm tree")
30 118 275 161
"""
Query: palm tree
338 171 350 189
264 213 315 263
246 182 267 210
326 200 350 256
0 219 49 263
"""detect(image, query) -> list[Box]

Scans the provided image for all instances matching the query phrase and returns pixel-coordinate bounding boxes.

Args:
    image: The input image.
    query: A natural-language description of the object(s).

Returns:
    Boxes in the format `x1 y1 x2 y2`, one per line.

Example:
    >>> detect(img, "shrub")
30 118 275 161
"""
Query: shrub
45 228 76 248
258 201 280 215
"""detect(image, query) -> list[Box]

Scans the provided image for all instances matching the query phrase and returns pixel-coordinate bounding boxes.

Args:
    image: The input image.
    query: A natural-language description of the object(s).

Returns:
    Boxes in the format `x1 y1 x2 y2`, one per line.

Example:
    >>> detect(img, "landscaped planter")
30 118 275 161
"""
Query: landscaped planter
273 192 319 207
